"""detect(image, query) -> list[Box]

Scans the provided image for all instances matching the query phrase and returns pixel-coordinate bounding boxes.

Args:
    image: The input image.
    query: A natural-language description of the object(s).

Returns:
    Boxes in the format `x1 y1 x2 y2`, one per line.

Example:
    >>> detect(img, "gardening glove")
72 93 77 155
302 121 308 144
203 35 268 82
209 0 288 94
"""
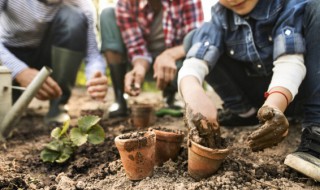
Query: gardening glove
247 105 289 151
185 104 221 148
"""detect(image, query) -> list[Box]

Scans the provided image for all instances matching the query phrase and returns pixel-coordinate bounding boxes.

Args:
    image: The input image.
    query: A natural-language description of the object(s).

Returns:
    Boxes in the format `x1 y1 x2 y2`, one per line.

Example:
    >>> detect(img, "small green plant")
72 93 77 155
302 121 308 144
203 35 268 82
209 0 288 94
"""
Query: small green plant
40 115 105 163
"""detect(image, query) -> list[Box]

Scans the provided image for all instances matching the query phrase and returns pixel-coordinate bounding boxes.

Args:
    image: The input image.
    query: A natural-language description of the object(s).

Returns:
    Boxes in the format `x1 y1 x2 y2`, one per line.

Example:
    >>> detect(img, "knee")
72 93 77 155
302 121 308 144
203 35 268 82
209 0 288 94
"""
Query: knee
100 7 116 25
100 7 116 30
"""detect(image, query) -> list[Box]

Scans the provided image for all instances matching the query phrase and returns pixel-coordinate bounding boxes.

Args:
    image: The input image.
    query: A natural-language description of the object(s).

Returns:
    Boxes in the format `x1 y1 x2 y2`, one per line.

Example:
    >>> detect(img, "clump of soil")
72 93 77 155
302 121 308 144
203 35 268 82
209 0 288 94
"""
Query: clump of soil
185 106 223 149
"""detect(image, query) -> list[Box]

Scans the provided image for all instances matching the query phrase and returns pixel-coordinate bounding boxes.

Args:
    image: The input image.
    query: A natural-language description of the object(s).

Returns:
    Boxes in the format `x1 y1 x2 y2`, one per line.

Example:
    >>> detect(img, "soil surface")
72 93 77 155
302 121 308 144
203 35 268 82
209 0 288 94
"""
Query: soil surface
0 87 320 190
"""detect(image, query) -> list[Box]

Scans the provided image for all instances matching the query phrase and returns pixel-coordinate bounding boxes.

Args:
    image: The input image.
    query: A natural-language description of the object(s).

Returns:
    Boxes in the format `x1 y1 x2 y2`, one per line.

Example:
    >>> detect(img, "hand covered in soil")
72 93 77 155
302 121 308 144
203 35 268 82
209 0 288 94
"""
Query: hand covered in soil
185 104 221 148
86 71 108 101
247 105 289 151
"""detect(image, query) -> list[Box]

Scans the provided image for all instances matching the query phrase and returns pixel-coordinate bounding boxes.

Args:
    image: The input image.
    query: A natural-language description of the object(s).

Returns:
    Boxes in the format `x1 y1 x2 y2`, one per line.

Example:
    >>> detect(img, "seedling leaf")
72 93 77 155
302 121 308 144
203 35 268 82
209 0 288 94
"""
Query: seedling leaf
88 125 105 145
50 120 70 139
40 149 60 163
51 127 61 139
56 145 73 163
60 120 70 136
78 115 101 132
45 140 63 152
70 128 88 146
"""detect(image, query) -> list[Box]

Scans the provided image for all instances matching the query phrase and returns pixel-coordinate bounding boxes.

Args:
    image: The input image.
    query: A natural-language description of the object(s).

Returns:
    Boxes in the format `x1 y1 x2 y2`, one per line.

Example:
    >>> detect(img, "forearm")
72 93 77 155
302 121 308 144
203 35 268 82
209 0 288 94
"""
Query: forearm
81 1 106 79
163 45 185 61
266 54 305 112
0 43 28 79
132 58 150 74
180 75 205 101
263 87 292 112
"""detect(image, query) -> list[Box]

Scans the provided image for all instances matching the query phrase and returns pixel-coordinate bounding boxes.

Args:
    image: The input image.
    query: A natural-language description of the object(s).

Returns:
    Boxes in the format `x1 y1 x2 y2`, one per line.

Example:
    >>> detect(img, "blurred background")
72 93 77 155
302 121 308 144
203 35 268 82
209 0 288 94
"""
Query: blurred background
76 0 218 87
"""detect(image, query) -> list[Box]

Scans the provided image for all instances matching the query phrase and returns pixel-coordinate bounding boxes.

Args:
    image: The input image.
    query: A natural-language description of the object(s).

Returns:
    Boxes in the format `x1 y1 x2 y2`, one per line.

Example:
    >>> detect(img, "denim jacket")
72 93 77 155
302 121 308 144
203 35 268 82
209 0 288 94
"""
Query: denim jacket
187 0 308 76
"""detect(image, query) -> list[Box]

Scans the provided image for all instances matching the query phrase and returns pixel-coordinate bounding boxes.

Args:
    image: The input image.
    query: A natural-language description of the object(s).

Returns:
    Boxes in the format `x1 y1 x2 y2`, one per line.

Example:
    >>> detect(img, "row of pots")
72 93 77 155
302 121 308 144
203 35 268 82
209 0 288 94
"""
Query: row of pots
114 128 230 181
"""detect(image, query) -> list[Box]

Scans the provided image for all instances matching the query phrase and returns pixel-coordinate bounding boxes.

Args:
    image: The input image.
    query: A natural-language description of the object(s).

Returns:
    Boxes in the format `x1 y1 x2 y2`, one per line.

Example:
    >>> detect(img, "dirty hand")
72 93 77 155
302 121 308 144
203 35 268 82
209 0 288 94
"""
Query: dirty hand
15 68 62 100
124 64 147 96
185 104 221 148
153 52 177 90
86 71 108 101
247 105 289 151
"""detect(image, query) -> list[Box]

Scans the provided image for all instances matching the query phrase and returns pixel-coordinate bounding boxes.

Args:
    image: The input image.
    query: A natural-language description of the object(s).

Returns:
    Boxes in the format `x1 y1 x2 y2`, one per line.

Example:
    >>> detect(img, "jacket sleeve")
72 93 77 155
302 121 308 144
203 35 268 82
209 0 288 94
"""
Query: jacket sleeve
71 0 107 79
0 0 29 78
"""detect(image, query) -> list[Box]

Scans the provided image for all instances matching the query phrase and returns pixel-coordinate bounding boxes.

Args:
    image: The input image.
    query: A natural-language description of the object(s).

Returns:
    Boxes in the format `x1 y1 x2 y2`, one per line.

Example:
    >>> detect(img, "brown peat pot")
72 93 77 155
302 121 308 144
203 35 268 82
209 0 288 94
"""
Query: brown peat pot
131 103 155 128
151 127 185 166
188 139 230 180
115 131 156 180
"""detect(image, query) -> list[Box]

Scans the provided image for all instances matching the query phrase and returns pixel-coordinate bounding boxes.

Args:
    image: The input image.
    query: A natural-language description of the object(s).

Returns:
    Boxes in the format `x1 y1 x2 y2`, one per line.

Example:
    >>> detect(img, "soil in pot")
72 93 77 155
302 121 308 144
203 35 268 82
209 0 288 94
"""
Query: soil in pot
130 103 155 128
114 131 156 181
185 107 231 180
150 126 185 166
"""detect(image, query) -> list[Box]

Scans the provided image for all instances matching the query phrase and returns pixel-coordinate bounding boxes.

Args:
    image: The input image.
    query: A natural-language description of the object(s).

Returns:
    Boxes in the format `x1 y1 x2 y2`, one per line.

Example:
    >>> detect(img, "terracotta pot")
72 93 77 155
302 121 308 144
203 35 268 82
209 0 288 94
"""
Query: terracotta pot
152 127 185 166
188 139 230 180
131 104 155 128
114 131 156 181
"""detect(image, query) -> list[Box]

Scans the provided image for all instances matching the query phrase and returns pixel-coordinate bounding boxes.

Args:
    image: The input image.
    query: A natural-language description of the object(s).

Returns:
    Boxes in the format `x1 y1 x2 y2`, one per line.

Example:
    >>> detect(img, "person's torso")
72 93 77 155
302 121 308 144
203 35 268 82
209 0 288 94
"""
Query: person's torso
214 0 307 76
0 0 62 47
131 0 187 48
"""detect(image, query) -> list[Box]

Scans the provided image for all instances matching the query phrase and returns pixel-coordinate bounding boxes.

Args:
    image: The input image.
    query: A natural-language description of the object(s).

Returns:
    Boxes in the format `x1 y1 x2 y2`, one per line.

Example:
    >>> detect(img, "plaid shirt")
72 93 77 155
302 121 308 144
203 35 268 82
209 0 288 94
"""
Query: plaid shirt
116 0 204 63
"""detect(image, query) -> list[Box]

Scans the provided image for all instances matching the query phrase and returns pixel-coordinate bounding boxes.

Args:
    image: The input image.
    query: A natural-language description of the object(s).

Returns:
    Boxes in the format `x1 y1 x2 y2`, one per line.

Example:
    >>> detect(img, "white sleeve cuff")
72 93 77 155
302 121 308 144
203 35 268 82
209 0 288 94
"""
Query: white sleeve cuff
132 55 153 64
268 54 306 99
178 57 209 96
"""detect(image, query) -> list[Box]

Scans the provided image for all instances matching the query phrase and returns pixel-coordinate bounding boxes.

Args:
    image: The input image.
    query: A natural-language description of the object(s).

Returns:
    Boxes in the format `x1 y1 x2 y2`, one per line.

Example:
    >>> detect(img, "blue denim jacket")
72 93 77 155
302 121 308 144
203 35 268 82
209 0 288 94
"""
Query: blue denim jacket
187 0 308 76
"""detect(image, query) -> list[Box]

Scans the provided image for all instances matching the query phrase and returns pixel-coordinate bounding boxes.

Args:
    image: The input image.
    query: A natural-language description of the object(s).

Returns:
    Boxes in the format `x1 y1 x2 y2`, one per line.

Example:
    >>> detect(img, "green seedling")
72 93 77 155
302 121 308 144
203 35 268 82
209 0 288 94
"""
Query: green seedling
40 115 105 163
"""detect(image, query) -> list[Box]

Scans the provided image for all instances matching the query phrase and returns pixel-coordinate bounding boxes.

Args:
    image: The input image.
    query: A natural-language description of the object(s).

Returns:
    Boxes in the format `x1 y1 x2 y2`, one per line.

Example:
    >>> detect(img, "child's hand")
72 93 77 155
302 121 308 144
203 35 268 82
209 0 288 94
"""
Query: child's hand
247 105 289 151
185 104 221 148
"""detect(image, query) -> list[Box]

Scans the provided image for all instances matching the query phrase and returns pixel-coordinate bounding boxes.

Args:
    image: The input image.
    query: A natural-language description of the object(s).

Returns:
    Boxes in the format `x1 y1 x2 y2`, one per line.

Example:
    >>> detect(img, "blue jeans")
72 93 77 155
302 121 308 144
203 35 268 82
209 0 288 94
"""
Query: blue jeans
204 0 320 128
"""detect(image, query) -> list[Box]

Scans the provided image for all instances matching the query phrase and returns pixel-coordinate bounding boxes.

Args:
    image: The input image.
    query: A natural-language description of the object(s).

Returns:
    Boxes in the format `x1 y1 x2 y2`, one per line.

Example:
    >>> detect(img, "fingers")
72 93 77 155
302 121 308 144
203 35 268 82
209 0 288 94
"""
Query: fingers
86 72 108 100
35 77 62 100
124 71 141 96
248 126 288 147
248 122 278 140
154 61 176 90
248 105 289 151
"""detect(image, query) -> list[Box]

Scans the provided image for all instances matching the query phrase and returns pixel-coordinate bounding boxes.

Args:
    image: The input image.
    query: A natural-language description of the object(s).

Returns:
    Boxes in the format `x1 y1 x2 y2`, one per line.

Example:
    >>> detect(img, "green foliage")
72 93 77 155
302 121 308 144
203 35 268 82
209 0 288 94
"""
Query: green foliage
40 115 105 163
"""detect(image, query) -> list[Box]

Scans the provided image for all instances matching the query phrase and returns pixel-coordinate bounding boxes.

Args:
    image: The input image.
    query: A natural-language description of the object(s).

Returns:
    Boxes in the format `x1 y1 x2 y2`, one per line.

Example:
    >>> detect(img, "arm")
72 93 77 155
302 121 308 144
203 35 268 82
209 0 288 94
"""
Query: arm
0 2 61 100
153 45 185 90
248 54 306 151
74 0 108 100
178 58 218 124
153 0 204 90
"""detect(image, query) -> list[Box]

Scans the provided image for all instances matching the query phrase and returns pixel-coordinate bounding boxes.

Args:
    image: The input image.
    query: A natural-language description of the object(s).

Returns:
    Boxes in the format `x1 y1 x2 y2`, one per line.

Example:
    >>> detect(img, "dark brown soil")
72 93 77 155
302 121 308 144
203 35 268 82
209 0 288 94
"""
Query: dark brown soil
0 87 319 190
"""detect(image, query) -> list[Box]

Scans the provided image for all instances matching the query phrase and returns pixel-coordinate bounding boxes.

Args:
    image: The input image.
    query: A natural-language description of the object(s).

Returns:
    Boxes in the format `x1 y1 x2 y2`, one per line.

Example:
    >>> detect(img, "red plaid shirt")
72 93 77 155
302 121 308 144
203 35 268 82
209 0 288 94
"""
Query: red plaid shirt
116 0 203 63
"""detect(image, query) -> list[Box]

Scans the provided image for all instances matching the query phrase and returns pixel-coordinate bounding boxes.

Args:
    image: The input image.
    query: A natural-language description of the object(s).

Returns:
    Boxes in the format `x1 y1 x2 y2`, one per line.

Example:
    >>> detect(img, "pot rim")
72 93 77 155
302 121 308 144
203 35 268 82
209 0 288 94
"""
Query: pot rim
189 139 230 159
115 131 156 151
153 129 184 143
